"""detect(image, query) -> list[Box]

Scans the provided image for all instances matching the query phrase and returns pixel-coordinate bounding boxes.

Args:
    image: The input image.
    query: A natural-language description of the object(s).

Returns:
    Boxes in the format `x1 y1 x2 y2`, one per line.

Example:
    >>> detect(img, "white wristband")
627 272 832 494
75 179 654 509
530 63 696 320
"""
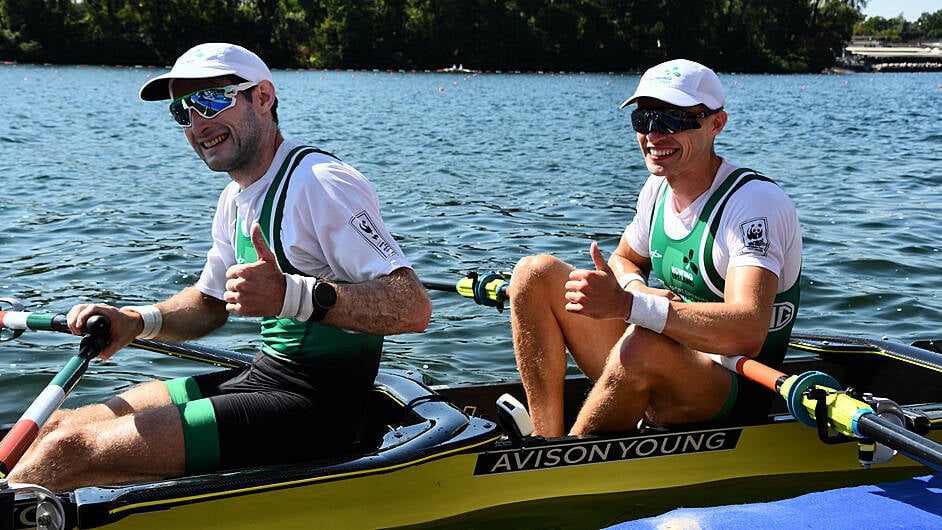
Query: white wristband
280 274 317 321
123 305 162 339
625 292 669 333
618 273 648 290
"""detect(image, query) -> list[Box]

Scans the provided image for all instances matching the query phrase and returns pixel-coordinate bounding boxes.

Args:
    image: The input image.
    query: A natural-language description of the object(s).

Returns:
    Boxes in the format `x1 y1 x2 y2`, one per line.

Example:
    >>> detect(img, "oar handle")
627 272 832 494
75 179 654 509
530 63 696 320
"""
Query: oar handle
0 315 110 477
708 354 786 393
1 304 253 369
0 311 70 333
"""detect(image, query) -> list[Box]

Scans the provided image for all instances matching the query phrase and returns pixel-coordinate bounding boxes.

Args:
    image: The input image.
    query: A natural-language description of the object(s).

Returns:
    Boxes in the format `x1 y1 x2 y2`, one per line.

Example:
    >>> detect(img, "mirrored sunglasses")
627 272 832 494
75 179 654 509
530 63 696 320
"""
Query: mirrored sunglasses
169 82 257 127
631 107 722 135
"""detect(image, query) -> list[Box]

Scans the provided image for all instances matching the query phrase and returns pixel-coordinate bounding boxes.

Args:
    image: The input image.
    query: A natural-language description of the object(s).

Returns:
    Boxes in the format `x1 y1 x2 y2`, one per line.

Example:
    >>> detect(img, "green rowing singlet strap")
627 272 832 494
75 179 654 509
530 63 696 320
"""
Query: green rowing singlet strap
235 146 384 363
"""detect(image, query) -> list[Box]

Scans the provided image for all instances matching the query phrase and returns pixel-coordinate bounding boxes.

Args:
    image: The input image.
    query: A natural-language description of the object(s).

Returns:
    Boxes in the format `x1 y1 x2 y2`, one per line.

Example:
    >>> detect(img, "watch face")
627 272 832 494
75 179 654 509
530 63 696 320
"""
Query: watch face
314 281 337 308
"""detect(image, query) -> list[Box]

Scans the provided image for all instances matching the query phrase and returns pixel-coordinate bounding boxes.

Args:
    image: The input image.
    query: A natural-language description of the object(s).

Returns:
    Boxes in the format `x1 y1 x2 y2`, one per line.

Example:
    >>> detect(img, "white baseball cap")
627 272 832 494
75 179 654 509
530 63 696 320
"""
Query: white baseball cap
139 43 273 101
619 59 724 110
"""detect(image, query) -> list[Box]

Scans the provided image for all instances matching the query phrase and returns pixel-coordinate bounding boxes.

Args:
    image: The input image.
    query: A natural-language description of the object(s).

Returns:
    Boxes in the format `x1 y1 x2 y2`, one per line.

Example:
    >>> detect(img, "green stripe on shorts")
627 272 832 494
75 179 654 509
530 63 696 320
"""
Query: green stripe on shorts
164 376 203 404
176 399 221 473
164 377 220 473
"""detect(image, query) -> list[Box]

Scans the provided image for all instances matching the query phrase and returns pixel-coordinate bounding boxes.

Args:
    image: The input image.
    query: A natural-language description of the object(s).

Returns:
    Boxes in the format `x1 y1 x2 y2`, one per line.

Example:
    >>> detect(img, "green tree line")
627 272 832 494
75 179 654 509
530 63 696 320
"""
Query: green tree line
854 11 942 42
1 0 940 72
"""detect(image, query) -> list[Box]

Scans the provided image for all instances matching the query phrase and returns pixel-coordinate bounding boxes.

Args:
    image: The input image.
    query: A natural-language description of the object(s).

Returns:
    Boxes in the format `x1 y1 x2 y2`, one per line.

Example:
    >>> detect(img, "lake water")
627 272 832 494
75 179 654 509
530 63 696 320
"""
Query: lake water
1 64 941 425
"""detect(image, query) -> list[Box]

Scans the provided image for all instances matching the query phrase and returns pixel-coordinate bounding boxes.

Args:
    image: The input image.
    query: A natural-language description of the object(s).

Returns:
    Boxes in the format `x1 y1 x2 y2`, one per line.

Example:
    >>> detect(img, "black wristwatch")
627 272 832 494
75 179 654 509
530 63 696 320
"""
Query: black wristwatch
310 279 337 321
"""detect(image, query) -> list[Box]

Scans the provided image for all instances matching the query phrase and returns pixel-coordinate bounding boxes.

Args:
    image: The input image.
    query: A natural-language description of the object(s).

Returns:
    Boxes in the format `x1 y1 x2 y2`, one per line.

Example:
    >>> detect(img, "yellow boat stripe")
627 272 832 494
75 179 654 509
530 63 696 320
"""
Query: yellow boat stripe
108 432 500 516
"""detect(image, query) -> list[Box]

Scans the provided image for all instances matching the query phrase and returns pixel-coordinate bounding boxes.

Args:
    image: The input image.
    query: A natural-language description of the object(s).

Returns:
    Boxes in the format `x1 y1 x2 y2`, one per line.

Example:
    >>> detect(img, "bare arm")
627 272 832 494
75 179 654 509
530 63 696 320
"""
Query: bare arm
608 237 651 284
151 286 229 341
327 267 431 335
67 286 228 360
223 223 431 336
662 266 777 357
566 242 776 357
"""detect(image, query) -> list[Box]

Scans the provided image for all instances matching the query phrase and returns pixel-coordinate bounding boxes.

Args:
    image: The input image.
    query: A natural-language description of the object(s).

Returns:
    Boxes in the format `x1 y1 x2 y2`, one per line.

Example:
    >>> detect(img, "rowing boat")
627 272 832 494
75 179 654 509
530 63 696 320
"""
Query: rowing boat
1 327 940 530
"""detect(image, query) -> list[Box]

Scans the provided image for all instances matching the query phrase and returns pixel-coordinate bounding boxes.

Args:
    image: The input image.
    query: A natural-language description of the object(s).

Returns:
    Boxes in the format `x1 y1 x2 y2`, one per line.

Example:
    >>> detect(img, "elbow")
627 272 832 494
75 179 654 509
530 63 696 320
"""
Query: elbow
392 283 431 334
402 270 432 332
409 293 432 332
734 329 769 358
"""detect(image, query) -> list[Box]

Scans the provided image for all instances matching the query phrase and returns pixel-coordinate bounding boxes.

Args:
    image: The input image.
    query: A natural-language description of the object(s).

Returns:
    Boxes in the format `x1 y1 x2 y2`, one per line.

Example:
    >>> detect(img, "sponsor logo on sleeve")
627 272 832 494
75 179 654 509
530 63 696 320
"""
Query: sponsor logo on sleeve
740 217 770 256
350 211 397 259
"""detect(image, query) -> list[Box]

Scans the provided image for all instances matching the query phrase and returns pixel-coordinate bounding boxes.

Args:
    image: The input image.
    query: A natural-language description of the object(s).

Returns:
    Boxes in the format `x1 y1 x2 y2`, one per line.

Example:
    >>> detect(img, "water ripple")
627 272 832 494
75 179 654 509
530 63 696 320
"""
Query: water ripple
1 66 940 416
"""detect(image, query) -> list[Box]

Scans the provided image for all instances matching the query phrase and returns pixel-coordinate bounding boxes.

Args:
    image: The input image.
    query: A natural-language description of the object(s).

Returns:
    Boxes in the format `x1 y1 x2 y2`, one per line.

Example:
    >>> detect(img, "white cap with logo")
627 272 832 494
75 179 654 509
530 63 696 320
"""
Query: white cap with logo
619 59 724 110
139 43 273 101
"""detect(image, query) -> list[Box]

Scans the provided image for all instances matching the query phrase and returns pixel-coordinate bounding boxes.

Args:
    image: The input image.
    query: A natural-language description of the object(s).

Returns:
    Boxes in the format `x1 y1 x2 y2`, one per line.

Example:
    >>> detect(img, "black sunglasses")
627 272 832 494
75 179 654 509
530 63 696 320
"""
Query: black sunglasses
631 108 723 135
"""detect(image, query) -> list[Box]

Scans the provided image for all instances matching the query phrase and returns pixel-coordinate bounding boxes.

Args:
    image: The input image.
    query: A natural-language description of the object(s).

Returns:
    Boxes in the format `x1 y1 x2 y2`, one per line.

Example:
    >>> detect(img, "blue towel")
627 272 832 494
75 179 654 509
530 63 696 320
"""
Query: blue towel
607 474 942 529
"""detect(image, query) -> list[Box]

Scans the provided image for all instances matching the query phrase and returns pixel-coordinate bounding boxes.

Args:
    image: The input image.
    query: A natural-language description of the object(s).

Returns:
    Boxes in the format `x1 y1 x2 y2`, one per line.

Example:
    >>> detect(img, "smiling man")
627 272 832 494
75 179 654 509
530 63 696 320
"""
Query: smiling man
9 43 431 490
510 59 802 437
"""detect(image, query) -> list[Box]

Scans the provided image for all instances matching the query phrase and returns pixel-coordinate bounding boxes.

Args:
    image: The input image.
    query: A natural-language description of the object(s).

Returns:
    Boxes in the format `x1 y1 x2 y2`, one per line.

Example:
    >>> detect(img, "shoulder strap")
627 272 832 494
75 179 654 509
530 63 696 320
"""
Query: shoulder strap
258 146 339 274
701 168 777 290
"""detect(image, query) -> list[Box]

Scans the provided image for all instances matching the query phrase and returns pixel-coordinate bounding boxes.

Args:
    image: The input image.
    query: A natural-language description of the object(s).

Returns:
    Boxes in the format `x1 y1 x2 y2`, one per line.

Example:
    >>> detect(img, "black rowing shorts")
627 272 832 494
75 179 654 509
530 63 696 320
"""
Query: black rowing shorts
164 351 378 473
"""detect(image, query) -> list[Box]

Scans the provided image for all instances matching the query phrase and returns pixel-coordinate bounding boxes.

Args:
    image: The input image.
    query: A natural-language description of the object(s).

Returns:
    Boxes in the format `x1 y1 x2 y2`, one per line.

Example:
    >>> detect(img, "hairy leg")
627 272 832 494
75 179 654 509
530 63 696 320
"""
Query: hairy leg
9 381 185 490
570 327 732 435
17 380 172 463
510 254 625 436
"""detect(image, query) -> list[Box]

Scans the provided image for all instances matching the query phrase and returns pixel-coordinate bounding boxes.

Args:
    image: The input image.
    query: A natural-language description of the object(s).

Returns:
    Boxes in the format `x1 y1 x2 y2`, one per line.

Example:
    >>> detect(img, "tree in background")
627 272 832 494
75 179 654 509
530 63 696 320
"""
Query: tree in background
1 0 82 61
855 15 912 42
917 10 942 40
2 0 940 71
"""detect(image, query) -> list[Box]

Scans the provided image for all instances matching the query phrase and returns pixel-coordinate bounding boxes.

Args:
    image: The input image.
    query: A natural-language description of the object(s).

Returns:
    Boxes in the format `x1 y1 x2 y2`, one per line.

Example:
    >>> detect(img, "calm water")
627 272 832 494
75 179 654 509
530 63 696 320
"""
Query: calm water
1 64 941 424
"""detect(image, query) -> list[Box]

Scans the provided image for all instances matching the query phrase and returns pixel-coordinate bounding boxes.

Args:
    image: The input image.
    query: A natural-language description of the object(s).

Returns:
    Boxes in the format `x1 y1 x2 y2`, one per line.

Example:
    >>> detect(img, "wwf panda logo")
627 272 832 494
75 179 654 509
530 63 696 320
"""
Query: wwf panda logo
740 217 770 256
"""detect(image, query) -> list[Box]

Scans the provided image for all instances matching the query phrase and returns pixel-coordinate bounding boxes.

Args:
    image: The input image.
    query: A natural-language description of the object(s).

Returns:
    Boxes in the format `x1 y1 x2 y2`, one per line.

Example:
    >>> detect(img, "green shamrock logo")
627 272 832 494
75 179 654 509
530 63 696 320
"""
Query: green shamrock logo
683 249 699 275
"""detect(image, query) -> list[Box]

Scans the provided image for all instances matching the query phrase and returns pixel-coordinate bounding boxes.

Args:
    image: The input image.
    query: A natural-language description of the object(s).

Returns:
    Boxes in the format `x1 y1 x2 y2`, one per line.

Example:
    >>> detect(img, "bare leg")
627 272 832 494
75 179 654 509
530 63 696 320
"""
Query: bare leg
570 327 733 435
16 380 172 463
510 254 626 436
9 381 186 490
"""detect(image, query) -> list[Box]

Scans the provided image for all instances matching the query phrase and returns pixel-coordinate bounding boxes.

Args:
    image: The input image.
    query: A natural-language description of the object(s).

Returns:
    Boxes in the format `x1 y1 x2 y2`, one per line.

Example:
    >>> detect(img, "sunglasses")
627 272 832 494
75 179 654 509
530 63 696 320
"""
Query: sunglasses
630 107 722 135
169 82 257 127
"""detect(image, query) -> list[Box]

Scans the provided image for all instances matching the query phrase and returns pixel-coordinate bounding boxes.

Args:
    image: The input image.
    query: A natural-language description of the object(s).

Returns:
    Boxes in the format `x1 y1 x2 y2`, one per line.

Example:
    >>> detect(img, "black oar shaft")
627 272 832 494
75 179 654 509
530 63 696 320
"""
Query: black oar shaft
130 338 253 369
857 414 942 473
422 280 458 293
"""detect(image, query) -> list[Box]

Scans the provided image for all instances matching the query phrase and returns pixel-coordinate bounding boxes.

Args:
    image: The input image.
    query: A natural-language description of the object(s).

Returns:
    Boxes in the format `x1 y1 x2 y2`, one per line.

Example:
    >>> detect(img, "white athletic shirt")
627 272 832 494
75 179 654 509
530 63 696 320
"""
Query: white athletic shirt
197 139 411 301
622 159 802 292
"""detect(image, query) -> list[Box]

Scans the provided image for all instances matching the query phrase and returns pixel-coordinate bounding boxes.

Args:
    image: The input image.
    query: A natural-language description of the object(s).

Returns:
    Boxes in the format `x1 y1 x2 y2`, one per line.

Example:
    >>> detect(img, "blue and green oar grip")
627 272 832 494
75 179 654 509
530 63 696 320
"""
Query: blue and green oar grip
709 353 942 472
423 272 510 312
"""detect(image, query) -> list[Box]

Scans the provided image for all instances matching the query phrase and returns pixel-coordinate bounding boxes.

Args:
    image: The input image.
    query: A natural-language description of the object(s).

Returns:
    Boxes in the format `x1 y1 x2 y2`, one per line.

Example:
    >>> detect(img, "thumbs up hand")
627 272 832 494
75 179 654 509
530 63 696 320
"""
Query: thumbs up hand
589 240 614 275
564 242 630 320
224 222 286 316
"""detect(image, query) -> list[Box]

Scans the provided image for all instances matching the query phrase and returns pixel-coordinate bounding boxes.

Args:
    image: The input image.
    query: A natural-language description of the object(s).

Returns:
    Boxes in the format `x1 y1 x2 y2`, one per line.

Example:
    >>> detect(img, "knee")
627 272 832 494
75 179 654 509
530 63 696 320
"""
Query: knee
511 254 568 296
8 426 96 490
30 425 95 466
41 409 76 432
592 335 660 394
617 328 664 372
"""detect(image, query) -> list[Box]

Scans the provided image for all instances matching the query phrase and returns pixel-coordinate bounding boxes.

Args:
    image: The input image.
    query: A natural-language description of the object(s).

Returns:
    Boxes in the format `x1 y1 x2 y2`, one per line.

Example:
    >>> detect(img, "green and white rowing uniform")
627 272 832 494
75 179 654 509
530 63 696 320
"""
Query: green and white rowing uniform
166 139 412 474
196 139 413 364
232 147 381 363
624 160 802 362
